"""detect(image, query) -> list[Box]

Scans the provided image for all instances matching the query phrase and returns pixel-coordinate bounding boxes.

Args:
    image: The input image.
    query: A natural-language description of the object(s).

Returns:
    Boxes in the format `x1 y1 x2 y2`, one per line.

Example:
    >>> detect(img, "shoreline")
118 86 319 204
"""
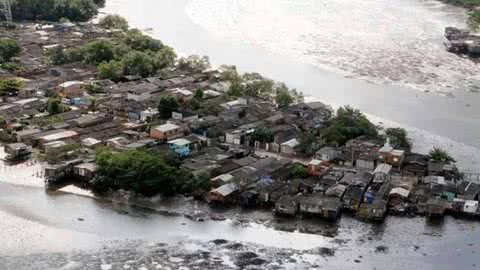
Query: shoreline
101 0 480 173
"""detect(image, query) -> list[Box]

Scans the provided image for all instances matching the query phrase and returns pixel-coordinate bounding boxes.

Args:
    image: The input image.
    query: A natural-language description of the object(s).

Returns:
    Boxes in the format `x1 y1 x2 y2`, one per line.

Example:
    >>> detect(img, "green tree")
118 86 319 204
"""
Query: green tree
291 163 308 179
251 127 274 143
385 127 412 152
228 80 244 97
122 29 163 52
88 96 97 112
83 40 115 65
429 147 456 162
97 60 123 81
324 106 378 145
158 96 179 119
219 65 241 82
468 10 480 30
47 96 67 115
98 14 129 31
298 131 319 155
154 46 177 70
275 83 294 108
11 0 100 22
193 89 204 100
0 39 21 63
181 172 211 195
91 149 191 196
0 78 23 95
121 51 157 77
177 55 211 73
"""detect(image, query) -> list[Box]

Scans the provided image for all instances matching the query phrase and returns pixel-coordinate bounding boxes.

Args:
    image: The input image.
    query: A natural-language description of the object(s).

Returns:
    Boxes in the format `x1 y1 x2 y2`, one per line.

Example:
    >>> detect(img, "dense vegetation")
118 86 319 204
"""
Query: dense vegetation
0 78 23 96
324 106 378 146
48 23 178 80
90 148 210 196
98 14 129 31
10 0 105 22
158 96 180 120
0 39 21 63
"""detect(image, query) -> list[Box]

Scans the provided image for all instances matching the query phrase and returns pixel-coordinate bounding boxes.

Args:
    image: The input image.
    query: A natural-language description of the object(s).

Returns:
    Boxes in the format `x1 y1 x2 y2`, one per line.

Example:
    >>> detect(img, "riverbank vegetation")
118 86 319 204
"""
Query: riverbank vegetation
9 0 105 22
90 147 210 196
442 0 480 29
323 106 378 145
47 19 177 80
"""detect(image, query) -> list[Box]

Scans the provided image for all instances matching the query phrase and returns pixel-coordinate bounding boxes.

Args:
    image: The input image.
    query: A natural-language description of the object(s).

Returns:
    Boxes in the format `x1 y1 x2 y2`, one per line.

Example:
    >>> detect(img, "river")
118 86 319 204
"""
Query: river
102 0 480 172
1 173 480 269
1 0 480 269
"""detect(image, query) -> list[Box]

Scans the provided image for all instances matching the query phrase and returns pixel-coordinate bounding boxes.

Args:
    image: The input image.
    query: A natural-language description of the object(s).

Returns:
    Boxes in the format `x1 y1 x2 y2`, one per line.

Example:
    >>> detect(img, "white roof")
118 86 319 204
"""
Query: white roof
82 137 101 146
374 163 392 174
13 98 39 105
212 174 234 183
309 159 321 166
212 183 238 196
59 81 84 88
392 150 405 156
424 176 446 185
168 138 191 146
40 131 78 142
204 89 221 97
44 141 67 148
281 138 299 148
154 123 180 133
389 187 410 198
173 88 193 96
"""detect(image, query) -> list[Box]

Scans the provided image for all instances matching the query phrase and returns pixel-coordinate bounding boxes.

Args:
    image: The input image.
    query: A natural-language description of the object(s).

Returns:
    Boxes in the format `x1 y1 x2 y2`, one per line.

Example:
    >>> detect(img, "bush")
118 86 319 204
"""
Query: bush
98 15 129 31
47 96 68 115
291 164 308 179
0 39 21 63
429 147 456 162
0 78 23 96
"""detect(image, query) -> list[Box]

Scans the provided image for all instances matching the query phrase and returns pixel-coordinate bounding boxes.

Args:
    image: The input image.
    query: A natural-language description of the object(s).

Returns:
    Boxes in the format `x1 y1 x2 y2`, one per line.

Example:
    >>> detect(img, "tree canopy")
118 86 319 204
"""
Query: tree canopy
0 39 21 63
429 147 456 162
177 55 211 73
91 148 192 196
98 14 129 31
385 127 412 152
251 127 274 143
324 106 378 145
291 164 308 179
11 0 101 22
158 96 179 119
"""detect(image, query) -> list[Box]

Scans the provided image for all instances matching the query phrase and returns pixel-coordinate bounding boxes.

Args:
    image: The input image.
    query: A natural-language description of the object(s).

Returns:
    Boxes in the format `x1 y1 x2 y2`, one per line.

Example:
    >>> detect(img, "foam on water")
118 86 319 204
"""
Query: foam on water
185 0 479 94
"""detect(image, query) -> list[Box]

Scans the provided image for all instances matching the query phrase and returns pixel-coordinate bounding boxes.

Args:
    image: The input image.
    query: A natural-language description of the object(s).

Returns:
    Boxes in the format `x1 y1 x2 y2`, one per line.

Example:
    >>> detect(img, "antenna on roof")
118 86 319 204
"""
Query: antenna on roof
1 0 12 23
